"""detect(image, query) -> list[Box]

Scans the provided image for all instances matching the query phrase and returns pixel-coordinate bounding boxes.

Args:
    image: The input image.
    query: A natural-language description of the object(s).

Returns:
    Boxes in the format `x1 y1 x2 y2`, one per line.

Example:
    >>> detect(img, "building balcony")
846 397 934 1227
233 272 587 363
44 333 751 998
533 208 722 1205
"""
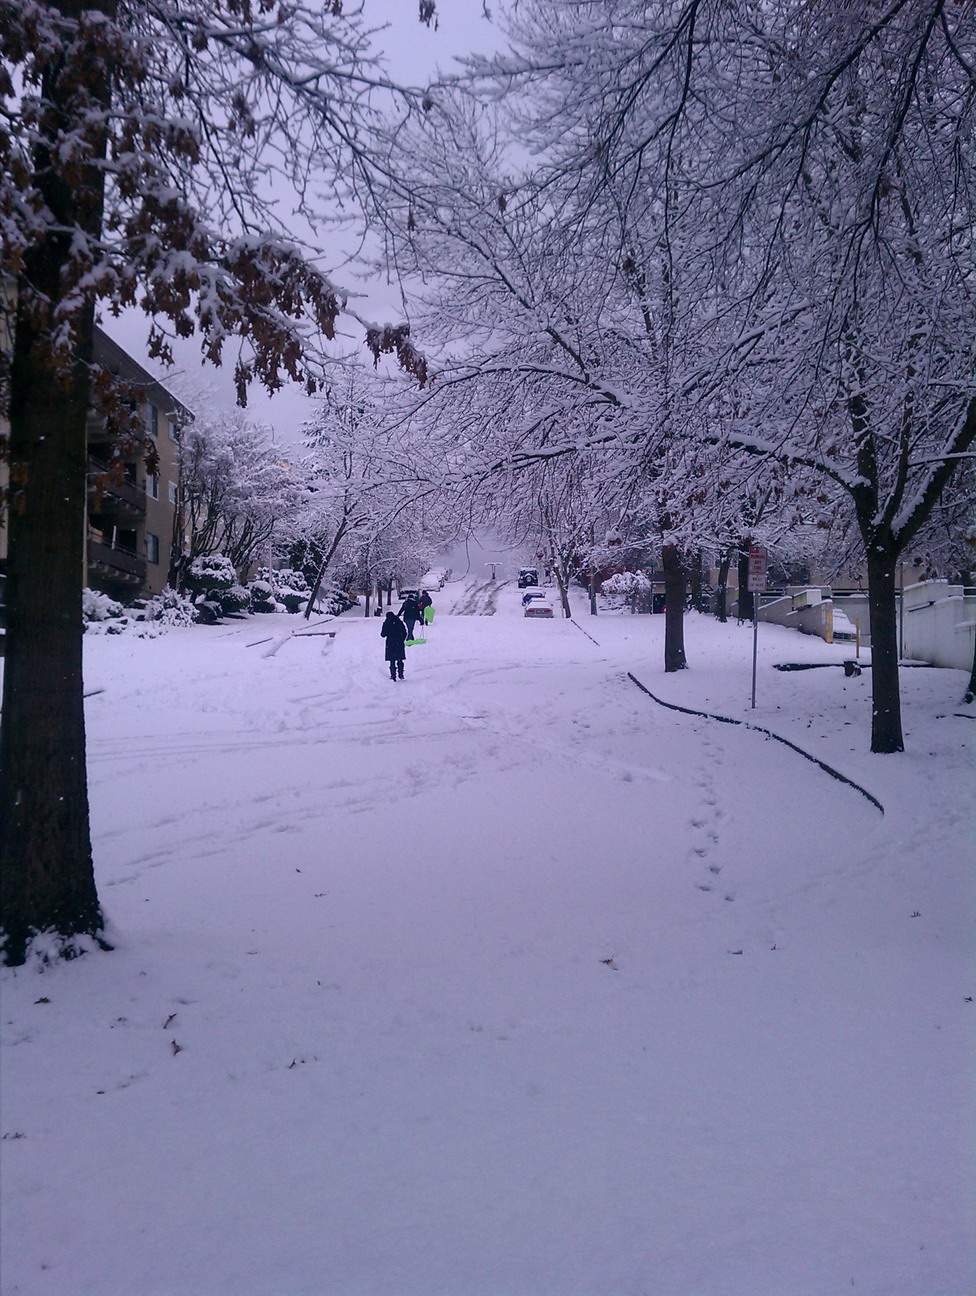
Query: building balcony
88 459 146 520
87 536 146 586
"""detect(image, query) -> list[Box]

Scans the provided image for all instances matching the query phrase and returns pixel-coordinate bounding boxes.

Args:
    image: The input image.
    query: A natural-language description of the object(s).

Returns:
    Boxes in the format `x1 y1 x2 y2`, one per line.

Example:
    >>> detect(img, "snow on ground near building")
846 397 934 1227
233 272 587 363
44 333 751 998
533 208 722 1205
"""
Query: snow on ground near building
2 580 974 1296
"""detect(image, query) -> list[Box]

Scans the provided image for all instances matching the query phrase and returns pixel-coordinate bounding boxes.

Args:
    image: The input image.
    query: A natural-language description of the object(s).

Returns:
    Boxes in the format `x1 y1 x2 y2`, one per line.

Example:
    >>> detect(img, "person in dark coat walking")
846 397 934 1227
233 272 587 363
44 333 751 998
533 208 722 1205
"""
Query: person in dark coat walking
399 593 422 640
381 611 408 680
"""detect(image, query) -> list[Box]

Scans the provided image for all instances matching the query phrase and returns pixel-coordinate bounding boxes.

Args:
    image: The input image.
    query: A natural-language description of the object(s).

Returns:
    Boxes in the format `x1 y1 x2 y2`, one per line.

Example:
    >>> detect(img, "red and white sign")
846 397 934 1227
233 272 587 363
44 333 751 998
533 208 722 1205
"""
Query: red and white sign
747 545 768 592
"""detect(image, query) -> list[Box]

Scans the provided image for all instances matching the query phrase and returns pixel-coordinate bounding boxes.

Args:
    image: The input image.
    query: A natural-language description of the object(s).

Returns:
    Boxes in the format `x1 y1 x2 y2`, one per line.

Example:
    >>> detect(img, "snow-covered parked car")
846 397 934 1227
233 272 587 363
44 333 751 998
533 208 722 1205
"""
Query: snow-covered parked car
521 587 546 607
524 597 555 618
831 608 858 641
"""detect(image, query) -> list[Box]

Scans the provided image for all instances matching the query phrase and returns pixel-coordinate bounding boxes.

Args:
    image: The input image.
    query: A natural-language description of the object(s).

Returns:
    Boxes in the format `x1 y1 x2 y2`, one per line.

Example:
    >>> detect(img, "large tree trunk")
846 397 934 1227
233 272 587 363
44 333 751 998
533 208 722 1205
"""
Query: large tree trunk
689 549 707 613
736 540 754 622
965 631 976 705
662 543 687 672
0 0 114 965
865 542 904 754
553 563 572 618
714 550 732 622
0 298 105 966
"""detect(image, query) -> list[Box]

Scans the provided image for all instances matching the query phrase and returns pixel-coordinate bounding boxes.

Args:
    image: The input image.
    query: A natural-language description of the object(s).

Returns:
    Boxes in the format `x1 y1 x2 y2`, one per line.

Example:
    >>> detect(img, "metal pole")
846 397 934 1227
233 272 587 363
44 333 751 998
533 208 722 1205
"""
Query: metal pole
751 603 759 708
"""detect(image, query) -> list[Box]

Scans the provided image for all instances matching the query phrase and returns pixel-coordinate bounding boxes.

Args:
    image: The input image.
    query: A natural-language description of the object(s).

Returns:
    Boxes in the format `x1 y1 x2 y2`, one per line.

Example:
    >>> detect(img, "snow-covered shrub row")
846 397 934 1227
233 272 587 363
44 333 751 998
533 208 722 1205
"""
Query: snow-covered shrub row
249 567 311 614
318 584 357 616
601 571 652 608
82 588 125 625
140 587 198 627
83 587 199 636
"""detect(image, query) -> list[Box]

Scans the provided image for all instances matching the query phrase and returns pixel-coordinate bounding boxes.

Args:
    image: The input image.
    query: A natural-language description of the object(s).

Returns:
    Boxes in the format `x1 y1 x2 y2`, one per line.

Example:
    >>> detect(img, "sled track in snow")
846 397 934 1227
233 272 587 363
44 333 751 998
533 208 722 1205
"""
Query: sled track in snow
625 671 885 815
452 580 503 616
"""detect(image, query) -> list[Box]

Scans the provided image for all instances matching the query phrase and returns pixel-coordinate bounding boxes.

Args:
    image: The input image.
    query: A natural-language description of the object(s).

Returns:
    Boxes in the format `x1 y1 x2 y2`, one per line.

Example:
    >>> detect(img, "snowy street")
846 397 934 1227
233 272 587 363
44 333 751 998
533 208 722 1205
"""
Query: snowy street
2 579 973 1296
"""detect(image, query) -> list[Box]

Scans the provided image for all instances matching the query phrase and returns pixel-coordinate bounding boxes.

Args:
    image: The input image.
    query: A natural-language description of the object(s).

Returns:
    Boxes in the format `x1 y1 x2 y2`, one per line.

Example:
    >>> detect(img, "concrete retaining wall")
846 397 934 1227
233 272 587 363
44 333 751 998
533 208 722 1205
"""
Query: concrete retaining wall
902 580 975 671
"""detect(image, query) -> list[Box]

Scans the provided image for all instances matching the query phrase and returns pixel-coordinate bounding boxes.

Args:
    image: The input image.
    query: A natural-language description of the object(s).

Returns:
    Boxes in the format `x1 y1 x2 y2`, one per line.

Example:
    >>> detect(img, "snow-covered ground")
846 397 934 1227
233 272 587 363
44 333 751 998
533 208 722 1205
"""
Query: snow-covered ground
2 579 974 1296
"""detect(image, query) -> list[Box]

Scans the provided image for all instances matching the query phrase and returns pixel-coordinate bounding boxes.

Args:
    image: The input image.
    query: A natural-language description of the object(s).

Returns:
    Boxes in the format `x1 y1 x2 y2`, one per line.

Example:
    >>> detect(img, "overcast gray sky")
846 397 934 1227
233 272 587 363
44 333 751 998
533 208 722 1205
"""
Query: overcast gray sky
102 0 505 448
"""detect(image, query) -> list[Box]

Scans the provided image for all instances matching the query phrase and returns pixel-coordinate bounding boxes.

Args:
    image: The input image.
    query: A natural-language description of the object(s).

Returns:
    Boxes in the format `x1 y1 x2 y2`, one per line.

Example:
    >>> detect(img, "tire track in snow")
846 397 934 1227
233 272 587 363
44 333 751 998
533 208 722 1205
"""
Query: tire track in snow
450 579 505 616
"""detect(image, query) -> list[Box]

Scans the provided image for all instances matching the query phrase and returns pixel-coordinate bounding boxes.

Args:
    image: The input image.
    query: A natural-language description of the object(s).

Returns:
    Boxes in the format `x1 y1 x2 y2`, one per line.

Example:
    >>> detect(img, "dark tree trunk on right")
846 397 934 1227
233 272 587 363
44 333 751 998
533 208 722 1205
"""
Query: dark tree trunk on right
662 543 687 672
714 550 731 622
864 543 905 753
737 541 754 622
965 632 976 705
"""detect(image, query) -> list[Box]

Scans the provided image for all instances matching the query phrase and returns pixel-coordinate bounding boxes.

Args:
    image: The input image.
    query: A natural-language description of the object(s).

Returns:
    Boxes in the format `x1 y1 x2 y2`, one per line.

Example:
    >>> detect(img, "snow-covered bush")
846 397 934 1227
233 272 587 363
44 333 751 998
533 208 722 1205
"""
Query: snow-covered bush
602 570 653 611
248 567 309 613
186 553 236 594
270 567 308 592
219 584 251 616
84 586 199 636
140 587 197 628
275 582 306 613
249 579 279 613
83 588 125 623
82 588 131 634
319 584 357 616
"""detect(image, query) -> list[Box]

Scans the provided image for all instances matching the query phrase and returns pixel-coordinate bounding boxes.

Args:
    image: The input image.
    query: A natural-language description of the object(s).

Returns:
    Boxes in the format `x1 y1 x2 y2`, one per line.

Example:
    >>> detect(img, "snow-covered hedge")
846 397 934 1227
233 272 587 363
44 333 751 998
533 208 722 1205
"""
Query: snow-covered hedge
82 588 130 634
83 586 199 636
249 567 310 613
219 584 251 616
249 579 278 613
601 571 653 608
187 553 236 594
319 585 357 616
270 567 308 593
140 587 197 628
83 588 125 623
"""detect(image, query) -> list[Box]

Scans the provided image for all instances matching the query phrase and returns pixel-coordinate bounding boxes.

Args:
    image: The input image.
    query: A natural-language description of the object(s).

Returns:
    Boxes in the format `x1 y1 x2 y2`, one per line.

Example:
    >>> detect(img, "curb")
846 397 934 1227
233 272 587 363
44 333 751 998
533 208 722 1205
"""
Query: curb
626 671 884 815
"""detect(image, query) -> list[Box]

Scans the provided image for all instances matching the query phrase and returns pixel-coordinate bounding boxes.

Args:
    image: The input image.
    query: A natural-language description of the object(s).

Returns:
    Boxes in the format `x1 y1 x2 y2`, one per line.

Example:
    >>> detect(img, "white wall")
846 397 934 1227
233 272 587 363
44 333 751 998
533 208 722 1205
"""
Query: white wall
901 580 976 671
817 581 974 671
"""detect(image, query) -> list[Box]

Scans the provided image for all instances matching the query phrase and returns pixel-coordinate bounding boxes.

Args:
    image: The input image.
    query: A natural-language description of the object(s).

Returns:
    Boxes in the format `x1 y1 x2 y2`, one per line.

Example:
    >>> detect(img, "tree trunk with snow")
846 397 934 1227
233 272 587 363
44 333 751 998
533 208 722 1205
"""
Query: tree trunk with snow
736 542 753 623
662 543 687 673
0 0 114 963
690 549 713 614
714 550 732 623
864 542 904 754
552 563 572 618
965 633 976 707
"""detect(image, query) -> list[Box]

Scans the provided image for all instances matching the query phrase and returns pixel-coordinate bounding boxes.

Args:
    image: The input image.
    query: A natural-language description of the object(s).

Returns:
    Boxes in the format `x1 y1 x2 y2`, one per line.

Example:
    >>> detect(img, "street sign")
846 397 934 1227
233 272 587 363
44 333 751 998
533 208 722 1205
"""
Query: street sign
747 545 768 592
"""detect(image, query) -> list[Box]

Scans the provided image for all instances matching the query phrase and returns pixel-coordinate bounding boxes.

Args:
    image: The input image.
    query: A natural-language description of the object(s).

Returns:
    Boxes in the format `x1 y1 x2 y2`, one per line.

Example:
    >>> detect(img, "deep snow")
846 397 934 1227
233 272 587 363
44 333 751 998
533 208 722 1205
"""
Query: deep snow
2 580 974 1296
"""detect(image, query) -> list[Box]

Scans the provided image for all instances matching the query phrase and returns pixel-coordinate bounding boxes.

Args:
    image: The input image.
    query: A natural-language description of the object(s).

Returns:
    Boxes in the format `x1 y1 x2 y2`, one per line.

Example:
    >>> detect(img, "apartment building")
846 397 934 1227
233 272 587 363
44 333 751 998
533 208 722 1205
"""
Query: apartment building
85 328 191 600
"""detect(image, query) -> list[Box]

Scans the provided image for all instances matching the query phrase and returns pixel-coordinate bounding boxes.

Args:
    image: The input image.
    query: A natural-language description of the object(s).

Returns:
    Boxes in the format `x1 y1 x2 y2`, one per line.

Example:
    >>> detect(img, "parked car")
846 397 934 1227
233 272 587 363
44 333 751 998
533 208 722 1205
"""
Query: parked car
521 587 545 606
524 597 554 618
517 567 540 588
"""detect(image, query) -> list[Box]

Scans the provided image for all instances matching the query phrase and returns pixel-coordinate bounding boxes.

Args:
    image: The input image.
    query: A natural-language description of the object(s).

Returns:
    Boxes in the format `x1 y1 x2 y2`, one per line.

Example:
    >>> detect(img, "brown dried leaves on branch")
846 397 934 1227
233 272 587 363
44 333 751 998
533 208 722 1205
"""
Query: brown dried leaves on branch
365 323 430 388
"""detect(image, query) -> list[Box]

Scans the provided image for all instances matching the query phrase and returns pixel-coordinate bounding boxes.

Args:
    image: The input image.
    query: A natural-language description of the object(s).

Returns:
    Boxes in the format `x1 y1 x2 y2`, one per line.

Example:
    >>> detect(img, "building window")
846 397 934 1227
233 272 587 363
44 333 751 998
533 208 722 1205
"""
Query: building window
167 416 179 442
168 480 178 505
147 473 159 500
147 533 160 564
146 402 159 438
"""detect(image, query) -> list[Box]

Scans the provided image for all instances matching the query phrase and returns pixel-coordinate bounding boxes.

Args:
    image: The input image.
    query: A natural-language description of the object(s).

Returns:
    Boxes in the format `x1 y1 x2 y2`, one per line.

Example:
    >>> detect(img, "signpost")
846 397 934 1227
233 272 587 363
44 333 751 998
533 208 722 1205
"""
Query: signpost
747 546 767 708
